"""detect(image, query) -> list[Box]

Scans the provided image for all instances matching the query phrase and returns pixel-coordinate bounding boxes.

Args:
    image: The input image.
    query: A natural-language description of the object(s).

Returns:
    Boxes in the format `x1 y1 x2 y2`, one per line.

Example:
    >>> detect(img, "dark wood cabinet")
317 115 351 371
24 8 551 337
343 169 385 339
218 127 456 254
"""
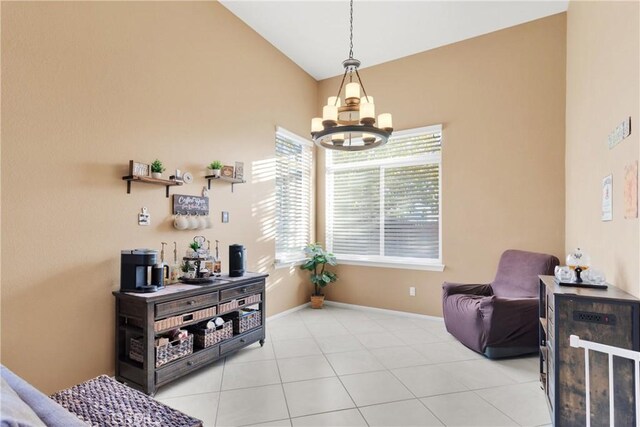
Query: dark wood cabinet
113 272 267 395
539 275 640 426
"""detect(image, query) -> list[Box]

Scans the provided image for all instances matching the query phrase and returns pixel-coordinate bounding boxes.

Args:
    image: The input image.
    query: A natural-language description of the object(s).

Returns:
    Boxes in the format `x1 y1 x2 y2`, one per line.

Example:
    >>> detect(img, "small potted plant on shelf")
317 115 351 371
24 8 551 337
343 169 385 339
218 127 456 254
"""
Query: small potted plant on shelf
208 161 223 178
300 243 337 309
188 241 200 258
151 159 165 179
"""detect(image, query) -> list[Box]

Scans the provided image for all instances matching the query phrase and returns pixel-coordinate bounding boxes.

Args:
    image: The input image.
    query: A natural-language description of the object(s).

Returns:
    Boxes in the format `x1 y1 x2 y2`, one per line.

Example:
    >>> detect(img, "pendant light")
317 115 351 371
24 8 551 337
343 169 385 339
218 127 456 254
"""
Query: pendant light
310 0 393 151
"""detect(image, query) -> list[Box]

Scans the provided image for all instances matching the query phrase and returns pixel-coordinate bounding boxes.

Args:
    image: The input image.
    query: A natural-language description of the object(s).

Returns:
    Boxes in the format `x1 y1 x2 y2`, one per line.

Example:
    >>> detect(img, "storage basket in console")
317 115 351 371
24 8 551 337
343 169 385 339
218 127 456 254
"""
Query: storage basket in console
227 308 262 334
129 334 194 368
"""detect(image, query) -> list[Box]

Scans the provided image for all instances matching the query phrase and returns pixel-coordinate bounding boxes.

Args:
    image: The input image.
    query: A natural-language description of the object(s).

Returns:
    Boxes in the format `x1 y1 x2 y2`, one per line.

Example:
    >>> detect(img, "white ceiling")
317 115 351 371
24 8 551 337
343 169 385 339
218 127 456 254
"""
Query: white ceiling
220 0 568 80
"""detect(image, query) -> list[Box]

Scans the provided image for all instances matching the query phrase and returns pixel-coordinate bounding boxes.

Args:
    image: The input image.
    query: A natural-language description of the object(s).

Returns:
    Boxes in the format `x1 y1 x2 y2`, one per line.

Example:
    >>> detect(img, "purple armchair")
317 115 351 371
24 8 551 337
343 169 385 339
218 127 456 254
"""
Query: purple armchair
442 249 559 359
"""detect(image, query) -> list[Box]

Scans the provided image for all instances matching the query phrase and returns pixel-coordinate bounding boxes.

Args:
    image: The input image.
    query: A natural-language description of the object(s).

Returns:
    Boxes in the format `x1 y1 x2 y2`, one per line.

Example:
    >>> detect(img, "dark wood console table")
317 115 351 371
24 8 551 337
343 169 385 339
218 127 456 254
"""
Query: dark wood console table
113 272 267 395
539 275 639 426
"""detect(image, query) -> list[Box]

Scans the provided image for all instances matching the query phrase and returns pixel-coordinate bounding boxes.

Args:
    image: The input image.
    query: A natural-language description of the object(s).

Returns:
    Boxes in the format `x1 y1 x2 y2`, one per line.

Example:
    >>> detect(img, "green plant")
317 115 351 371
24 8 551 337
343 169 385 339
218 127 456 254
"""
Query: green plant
151 159 165 173
189 242 201 252
209 160 223 170
180 262 189 273
300 243 337 296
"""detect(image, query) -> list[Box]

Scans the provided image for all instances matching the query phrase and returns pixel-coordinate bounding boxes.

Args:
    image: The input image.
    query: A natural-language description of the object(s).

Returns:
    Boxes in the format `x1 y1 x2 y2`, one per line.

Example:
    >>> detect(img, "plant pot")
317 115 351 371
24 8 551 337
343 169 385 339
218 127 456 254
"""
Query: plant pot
310 295 325 309
211 169 221 178
152 172 162 179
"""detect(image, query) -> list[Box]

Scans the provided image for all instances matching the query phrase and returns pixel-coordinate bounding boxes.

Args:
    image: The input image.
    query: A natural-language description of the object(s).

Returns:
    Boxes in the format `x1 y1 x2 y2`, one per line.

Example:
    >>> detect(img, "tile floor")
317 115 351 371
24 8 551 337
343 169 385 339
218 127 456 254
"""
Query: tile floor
155 304 552 427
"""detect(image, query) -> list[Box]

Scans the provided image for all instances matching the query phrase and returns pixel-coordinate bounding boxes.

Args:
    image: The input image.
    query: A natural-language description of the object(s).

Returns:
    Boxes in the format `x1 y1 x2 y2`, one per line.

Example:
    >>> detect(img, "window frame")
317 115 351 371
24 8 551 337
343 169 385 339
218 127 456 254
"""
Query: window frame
325 124 444 271
274 126 314 268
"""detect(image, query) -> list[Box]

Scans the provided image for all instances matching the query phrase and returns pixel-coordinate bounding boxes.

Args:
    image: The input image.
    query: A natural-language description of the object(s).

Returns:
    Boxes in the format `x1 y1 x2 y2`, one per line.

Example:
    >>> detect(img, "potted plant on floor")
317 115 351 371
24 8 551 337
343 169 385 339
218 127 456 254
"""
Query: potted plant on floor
208 160 223 178
151 159 165 179
300 243 337 309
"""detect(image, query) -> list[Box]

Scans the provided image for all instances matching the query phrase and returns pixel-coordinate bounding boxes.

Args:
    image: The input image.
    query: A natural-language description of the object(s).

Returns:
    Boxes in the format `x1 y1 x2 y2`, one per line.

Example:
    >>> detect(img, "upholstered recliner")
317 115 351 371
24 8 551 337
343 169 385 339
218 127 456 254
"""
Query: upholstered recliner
442 249 559 359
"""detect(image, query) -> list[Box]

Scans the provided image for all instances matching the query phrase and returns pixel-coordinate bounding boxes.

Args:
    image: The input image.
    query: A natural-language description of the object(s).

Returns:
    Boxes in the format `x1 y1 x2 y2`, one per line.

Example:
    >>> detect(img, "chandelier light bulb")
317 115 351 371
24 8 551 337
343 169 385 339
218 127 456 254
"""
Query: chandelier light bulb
361 96 374 105
360 102 375 125
323 105 338 125
311 118 323 133
327 96 342 107
378 113 393 131
345 82 361 101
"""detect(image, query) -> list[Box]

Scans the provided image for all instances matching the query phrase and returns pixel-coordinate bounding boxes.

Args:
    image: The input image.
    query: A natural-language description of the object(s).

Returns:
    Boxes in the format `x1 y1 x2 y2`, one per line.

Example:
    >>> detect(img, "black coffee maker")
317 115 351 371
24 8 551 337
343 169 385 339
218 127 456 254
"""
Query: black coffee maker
120 249 164 292
229 244 246 277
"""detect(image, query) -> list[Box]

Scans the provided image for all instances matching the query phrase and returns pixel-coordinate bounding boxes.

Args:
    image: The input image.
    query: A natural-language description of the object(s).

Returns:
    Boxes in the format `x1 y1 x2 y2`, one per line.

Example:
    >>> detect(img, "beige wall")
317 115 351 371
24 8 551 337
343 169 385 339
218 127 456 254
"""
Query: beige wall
1 1 316 393
317 14 567 316
565 1 639 296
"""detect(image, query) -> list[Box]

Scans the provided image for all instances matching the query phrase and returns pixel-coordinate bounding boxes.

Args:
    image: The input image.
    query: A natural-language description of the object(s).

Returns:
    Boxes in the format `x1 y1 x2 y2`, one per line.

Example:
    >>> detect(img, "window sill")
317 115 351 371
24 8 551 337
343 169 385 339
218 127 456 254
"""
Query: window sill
274 259 305 269
336 258 445 272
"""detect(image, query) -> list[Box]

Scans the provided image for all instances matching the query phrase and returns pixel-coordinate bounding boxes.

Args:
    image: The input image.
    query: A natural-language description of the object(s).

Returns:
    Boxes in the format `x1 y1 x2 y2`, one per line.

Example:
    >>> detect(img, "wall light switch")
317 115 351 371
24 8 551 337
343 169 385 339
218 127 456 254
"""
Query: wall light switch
409 286 416 297
138 207 150 226
221 211 229 223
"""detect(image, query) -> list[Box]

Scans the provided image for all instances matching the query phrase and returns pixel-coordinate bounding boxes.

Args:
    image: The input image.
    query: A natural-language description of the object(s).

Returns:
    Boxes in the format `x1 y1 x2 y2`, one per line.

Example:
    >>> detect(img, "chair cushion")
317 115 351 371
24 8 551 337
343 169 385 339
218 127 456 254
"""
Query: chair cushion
1 376 47 427
442 293 487 353
491 250 559 298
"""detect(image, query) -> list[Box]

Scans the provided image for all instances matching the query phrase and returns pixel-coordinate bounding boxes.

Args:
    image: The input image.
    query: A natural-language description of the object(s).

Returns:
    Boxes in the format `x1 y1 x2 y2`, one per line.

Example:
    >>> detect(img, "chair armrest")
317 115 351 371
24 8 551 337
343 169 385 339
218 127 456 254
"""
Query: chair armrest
479 297 539 347
442 282 492 298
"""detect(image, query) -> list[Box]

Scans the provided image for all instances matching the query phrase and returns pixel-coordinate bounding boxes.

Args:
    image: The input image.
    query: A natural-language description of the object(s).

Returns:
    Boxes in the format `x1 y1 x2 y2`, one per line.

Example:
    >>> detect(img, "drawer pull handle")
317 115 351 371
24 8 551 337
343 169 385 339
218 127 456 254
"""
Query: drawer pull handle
187 361 194 366
187 300 196 305
240 339 246 343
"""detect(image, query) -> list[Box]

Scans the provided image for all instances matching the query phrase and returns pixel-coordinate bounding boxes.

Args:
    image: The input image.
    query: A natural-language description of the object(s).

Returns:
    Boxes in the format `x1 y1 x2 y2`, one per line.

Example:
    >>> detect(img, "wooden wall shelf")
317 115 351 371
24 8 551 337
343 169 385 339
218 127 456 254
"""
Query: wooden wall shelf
122 175 184 198
205 175 246 192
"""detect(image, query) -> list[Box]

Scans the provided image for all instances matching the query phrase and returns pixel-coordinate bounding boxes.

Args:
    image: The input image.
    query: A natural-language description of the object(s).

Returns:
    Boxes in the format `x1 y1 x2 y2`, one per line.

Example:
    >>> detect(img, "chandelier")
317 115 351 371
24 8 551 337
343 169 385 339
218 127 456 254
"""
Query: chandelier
310 0 393 151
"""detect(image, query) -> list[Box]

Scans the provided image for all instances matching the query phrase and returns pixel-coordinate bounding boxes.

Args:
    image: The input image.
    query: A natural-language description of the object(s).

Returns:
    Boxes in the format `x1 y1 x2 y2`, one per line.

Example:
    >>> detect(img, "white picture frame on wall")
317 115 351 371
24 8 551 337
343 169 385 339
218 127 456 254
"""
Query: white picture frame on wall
602 174 613 221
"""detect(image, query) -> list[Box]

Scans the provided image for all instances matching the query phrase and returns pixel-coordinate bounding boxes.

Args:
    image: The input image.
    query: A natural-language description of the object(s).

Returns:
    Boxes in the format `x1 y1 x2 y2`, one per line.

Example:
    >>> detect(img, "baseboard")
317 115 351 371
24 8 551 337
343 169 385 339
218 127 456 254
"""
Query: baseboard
324 300 444 322
266 302 309 321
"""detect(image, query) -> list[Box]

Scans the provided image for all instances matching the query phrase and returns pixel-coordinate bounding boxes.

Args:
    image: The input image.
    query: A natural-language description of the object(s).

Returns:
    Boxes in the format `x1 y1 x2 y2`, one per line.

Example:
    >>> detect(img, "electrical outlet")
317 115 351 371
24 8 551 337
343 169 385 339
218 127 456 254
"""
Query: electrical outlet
409 286 416 296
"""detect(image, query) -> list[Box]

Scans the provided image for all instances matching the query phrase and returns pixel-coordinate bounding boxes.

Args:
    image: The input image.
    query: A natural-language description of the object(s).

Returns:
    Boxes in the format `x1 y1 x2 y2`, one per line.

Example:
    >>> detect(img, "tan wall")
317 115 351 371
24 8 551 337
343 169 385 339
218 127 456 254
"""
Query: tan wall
317 14 567 316
1 1 316 393
565 1 639 295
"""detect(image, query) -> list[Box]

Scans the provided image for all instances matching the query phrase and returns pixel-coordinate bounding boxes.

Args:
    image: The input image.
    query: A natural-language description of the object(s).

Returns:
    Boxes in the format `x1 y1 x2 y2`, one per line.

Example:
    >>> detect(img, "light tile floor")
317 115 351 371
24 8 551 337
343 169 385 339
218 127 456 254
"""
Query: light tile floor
155 305 551 427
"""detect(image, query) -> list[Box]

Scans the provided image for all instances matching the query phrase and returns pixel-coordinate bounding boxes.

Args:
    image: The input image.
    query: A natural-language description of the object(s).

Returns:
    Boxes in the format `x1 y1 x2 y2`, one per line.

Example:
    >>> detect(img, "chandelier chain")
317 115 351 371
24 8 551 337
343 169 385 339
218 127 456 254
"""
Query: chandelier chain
348 0 354 59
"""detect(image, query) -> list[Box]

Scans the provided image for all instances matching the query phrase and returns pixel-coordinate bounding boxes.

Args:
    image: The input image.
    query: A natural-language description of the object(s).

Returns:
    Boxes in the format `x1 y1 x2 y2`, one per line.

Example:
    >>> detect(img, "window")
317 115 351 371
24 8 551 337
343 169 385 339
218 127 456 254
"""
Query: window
275 127 313 265
325 125 442 270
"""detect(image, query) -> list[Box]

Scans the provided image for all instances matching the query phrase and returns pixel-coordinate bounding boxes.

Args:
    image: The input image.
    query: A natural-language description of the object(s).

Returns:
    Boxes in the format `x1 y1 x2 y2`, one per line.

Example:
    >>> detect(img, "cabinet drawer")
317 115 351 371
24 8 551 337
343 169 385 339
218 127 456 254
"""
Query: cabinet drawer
155 346 219 385
220 328 264 355
156 292 219 319
220 281 264 302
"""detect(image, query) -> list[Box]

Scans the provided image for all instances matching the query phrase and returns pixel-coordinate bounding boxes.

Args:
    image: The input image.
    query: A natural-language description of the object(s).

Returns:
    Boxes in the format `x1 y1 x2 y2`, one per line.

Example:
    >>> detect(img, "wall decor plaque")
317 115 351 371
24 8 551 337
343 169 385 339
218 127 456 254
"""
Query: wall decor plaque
602 174 613 221
234 162 244 180
172 194 209 215
129 160 150 177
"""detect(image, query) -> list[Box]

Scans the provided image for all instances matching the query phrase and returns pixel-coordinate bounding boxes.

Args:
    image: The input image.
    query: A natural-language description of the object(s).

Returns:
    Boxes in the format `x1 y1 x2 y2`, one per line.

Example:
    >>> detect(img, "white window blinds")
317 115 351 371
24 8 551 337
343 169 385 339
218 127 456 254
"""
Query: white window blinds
326 125 442 268
275 128 313 264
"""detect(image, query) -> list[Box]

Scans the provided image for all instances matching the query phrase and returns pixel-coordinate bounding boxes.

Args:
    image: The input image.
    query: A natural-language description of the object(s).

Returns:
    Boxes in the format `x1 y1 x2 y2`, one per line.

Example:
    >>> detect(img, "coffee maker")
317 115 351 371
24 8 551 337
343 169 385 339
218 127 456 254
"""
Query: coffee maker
229 244 246 277
120 249 164 292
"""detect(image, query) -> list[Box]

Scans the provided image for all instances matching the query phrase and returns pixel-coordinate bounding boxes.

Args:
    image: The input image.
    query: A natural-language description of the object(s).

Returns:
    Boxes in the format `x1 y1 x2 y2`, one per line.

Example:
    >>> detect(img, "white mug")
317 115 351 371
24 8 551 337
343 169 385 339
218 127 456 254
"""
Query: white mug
188 214 199 230
205 215 213 229
174 214 188 230
198 215 208 229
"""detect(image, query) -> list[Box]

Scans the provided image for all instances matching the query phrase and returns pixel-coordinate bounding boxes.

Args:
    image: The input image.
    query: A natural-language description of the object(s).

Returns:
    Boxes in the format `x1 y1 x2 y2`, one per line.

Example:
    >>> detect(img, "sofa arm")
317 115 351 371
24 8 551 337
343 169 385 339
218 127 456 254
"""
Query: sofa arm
479 297 539 348
442 282 492 298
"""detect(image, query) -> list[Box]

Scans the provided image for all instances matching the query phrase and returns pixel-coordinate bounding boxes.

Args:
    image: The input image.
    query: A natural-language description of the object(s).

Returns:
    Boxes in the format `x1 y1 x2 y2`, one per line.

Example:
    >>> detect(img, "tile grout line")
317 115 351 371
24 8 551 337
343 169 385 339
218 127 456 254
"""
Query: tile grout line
470 387 524 426
213 356 227 427
304 310 371 427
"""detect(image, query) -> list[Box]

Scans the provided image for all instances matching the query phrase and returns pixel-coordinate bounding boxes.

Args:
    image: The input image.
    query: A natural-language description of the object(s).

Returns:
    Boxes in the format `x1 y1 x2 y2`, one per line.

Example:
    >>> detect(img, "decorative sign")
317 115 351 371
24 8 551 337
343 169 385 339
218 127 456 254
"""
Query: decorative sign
624 161 638 219
607 117 632 149
234 161 244 180
129 160 150 177
602 174 613 221
221 165 234 178
172 194 209 215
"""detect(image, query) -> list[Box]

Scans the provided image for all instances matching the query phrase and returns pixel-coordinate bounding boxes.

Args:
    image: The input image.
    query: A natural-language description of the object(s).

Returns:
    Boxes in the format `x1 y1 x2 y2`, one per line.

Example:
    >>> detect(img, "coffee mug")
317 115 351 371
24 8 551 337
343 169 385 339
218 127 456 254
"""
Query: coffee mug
554 266 572 282
198 215 208 229
174 214 188 230
188 214 199 230
205 215 213 229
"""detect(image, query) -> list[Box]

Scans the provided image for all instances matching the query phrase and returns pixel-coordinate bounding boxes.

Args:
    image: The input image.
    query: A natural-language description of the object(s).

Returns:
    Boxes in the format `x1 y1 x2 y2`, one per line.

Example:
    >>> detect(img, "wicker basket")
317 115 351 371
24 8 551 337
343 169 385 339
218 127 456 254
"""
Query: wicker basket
154 307 216 332
129 334 194 368
230 309 262 334
190 320 233 349
219 294 262 314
